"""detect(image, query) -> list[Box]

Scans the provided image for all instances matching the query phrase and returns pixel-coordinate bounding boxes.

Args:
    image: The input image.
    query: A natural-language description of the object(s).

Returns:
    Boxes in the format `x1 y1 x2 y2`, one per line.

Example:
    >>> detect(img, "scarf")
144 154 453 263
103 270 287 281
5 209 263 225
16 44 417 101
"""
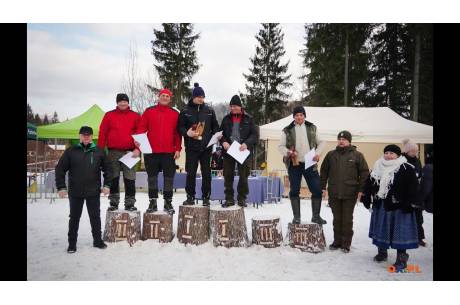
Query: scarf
370 156 407 199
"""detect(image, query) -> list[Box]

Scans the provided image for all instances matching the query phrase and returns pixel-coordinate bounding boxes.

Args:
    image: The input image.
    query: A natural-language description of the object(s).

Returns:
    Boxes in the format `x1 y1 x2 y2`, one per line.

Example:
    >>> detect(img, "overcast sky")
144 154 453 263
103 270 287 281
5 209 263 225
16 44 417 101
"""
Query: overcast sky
27 23 306 119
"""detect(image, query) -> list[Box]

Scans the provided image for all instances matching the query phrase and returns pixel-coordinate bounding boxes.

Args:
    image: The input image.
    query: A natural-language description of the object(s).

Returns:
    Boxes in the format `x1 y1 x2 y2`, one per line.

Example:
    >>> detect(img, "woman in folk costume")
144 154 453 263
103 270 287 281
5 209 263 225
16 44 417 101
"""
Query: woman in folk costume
360 144 419 270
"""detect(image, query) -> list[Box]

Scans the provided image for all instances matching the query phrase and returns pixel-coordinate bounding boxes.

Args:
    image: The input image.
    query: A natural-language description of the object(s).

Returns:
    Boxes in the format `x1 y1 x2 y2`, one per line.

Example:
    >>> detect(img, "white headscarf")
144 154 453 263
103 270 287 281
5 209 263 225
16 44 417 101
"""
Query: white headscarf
370 155 408 199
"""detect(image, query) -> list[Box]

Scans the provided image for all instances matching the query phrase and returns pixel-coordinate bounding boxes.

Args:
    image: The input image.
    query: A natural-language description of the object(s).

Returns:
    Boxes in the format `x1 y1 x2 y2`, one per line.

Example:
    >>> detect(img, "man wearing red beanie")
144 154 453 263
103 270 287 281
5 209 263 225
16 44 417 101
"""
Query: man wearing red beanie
135 88 181 215
98 93 141 211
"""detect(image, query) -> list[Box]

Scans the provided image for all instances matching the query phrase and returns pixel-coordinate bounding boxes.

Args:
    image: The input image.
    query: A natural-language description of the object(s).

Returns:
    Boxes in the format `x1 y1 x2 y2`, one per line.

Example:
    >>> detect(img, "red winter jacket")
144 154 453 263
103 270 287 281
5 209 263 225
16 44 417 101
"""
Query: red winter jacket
135 104 182 153
97 106 141 150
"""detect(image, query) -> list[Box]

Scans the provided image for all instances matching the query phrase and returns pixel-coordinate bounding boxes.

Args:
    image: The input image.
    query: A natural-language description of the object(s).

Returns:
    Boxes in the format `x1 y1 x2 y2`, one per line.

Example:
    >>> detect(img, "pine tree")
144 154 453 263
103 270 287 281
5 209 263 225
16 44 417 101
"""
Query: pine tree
417 24 433 125
407 23 432 125
357 24 413 118
243 23 292 125
300 23 372 107
151 23 200 110
34 114 42 126
43 114 49 125
52 111 59 124
27 103 34 122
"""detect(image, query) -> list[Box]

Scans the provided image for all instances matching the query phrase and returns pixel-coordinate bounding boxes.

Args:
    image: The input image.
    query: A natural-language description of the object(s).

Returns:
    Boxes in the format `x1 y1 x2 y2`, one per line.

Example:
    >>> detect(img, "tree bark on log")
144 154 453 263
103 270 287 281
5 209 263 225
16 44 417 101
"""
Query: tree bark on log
251 216 283 248
103 210 141 247
177 205 209 245
142 211 174 242
287 222 326 253
209 206 249 247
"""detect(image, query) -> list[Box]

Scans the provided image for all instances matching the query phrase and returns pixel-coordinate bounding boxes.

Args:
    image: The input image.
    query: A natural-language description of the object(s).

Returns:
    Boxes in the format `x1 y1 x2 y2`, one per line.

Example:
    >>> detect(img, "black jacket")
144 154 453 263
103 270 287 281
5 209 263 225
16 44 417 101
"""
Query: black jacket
402 153 422 180
361 162 418 213
219 111 259 153
417 164 433 213
178 99 219 152
55 142 112 197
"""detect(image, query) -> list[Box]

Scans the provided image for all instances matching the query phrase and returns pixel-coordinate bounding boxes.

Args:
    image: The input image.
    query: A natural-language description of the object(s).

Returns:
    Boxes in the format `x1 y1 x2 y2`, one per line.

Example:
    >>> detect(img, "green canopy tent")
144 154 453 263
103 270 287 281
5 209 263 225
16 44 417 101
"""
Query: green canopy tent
37 104 106 140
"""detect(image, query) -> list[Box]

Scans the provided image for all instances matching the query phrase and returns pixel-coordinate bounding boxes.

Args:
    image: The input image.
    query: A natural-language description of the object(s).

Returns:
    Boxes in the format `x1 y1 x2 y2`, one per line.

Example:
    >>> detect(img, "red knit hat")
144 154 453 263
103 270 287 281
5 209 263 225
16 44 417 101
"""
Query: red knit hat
159 88 173 97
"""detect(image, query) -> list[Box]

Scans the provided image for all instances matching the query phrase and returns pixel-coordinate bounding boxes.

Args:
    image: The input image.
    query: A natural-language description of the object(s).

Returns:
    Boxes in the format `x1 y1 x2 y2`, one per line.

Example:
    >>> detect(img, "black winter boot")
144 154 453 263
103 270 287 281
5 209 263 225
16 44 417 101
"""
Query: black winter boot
202 195 211 207
183 195 195 206
107 192 120 211
290 197 301 224
164 199 175 215
93 240 107 249
222 198 235 208
124 195 137 211
237 198 247 207
393 250 409 270
329 242 341 250
373 248 388 262
67 244 77 253
146 198 158 213
311 198 327 225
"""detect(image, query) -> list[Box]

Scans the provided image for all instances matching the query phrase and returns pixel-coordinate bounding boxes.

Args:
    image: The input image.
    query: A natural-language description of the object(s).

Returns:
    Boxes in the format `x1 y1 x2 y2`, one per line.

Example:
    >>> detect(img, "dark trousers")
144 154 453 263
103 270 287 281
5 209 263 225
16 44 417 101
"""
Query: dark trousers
329 197 357 248
288 163 322 199
68 195 101 246
144 153 176 200
223 154 250 201
110 176 136 197
415 209 425 240
185 149 212 198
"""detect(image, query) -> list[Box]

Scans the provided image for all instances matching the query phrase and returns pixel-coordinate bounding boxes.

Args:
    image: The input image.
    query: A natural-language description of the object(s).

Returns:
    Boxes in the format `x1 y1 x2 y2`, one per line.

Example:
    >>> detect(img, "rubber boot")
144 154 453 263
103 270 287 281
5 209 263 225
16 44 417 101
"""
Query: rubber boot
311 197 327 224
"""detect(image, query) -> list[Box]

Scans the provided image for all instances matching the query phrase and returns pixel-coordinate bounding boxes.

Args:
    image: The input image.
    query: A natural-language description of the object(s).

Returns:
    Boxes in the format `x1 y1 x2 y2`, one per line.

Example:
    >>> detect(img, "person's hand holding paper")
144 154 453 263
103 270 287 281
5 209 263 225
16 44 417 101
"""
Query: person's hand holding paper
119 151 140 169
227 141 250 164
206 131 223 148
304 148 317 169
132 133 152 154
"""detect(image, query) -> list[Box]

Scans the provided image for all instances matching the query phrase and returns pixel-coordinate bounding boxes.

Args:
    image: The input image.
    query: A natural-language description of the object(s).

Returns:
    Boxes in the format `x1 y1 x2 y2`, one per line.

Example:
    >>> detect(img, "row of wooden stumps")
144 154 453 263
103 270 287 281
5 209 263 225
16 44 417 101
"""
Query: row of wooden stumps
103 206 326 253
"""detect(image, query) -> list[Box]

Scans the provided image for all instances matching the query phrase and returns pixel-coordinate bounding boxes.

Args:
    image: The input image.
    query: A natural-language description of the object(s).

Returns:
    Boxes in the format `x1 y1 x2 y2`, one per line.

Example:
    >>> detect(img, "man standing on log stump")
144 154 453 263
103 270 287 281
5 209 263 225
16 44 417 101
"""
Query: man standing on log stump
320 131 369 253
55 126 112 253
219 95 259 208
278 106 326 225
135 88 182 215
178 83 219 207
97 93 141 212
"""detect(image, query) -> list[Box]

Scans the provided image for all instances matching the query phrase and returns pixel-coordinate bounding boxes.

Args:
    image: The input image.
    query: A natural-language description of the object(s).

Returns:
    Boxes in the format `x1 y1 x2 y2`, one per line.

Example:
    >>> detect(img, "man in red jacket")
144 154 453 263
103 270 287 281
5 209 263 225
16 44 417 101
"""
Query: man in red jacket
98 93 141 211
135 88 181 215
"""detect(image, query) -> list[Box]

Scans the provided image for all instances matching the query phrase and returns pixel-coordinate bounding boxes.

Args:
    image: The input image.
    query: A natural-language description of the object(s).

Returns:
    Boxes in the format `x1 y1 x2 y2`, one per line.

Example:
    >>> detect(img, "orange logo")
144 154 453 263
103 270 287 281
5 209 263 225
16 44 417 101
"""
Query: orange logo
387 264 422 273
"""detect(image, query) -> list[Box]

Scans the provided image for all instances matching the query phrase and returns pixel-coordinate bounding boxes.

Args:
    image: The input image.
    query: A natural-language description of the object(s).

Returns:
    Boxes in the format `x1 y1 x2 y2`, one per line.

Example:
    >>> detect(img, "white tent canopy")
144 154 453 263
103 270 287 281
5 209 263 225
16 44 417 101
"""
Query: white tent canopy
259 106 433 143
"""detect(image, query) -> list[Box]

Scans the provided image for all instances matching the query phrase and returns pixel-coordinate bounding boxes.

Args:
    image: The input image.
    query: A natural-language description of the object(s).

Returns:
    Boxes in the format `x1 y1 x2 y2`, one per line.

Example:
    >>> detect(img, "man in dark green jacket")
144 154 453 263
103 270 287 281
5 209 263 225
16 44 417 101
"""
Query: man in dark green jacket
55 126 112 253
320 130 369 253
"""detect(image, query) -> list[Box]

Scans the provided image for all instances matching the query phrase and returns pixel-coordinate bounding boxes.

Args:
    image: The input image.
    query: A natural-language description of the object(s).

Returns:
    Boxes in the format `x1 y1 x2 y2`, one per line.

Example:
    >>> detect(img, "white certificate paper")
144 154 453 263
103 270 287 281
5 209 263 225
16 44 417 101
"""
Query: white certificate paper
227 141 250 164
304 148 317 169
132 133 152 154
207 131 223 148
119 151 140 169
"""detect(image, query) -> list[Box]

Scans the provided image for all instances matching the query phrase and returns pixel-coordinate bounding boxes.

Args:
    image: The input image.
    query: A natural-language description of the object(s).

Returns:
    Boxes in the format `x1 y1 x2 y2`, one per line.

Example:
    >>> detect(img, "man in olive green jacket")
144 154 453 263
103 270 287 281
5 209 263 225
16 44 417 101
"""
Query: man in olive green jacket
320 130 369 253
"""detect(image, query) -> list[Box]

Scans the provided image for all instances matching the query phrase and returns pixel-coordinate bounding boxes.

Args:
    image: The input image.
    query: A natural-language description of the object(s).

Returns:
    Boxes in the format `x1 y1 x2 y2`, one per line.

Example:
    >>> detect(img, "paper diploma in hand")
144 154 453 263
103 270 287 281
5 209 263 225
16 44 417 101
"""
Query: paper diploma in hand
119 151 140 169
132 133 152 154
304 148 317 169
227 141 250 164
207 131 223 148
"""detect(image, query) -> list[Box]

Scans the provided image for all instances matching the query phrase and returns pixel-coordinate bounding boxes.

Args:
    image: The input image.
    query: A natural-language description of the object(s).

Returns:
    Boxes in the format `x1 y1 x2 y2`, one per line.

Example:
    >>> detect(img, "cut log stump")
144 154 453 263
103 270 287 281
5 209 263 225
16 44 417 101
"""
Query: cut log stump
209 205 249 248
142 211 174 242
177 205 209 245
103 210 141 246
251 215 283 248
287 222 326 253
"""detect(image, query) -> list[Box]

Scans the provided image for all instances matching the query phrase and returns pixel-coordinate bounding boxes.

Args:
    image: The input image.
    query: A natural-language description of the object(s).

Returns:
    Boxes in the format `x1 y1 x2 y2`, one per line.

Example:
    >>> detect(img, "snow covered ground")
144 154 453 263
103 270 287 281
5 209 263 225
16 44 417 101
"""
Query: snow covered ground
27 191 433 280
